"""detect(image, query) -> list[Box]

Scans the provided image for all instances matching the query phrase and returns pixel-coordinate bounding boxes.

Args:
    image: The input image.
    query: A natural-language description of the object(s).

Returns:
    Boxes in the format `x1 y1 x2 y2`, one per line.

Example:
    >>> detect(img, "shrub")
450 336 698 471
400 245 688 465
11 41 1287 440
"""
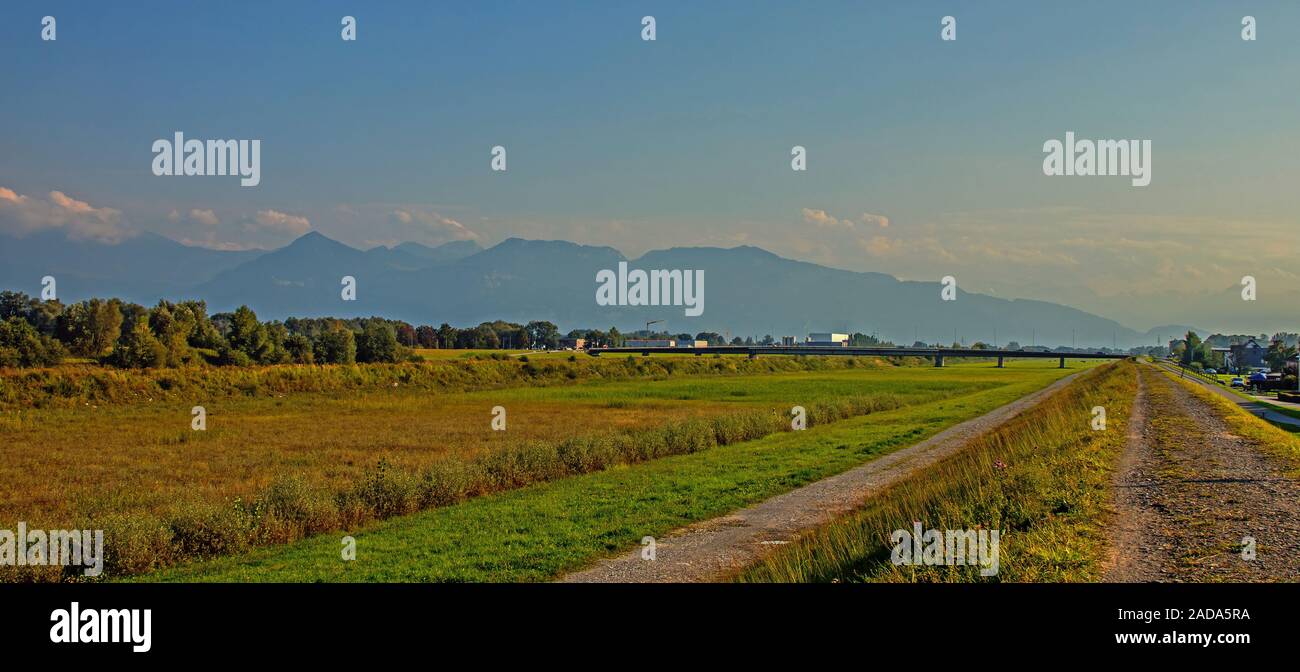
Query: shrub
0 316 64 367
350 459 419 518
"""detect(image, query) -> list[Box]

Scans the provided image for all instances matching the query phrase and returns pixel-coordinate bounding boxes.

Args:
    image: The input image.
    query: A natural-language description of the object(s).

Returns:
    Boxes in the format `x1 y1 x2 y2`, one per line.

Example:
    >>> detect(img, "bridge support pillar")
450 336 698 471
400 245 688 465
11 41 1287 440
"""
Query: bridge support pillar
934 355 944 367
997 356 1004 368
1058 357 1066 368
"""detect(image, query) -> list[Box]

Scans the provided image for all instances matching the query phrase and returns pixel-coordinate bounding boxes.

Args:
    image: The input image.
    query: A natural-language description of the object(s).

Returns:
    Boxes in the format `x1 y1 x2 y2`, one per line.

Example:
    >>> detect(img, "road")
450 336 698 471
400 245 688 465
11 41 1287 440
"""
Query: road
1155 361 1300 429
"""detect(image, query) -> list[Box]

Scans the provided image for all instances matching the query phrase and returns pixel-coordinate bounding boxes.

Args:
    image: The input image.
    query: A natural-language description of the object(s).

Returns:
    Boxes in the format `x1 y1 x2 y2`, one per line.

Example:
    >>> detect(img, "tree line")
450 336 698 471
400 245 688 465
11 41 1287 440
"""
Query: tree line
0 291 626 369
1175 330 1299 373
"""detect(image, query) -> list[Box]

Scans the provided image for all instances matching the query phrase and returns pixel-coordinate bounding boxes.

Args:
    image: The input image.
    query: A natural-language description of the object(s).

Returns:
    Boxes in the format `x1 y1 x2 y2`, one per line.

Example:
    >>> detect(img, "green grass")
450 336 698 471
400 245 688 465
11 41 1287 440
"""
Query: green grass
1167 365 1300 423
736 360 1134 583
1162 369 1300 468
139 361 1088 582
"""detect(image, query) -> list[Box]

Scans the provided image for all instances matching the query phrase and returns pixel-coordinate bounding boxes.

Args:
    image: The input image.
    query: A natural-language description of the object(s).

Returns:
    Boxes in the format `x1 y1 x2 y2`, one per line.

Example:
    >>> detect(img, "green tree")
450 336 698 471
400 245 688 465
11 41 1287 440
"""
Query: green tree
260 322 291 364
394 323 417 347
284 333 315 364
0 317 64 367
525 321 560 349
57 298 123 357
415 325 437 348
1267 339 1297 372
227 306 268 361
1180 331 1202 366
356 321 399 363
0 291 62 337
313 327 356 364
437 323 457 349
110 320 167 368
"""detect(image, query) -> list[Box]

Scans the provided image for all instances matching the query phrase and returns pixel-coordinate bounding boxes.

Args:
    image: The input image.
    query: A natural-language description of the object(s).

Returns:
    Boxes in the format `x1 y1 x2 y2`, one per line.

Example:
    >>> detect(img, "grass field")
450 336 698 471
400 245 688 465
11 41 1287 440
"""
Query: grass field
133 360 1092 582
1163 370 1300 469
736 360 1134 583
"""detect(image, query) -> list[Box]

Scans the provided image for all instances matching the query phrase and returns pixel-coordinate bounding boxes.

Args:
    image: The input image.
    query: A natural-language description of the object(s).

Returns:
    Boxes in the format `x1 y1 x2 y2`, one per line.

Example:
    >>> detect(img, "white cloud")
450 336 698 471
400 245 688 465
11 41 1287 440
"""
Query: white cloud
245 209 311 236
802 208 890 230
188 208 219 226
388 208 479 241
861 212 890 228
169 208 220 226
0 186 129 243
801 208 852 229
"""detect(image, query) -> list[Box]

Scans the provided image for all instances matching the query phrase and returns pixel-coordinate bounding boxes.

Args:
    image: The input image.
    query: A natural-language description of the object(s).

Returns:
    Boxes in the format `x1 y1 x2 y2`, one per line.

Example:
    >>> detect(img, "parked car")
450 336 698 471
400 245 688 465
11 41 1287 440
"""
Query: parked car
1204 368 1217 375
1230 377 1245 388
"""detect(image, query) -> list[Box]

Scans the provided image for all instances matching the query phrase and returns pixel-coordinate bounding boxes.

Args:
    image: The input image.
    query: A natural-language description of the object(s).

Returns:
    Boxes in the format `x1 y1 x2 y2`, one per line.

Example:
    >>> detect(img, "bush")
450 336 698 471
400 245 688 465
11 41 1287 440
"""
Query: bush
349 459 418 518
0 317 64 367
166 501 254 559
215 342 252 367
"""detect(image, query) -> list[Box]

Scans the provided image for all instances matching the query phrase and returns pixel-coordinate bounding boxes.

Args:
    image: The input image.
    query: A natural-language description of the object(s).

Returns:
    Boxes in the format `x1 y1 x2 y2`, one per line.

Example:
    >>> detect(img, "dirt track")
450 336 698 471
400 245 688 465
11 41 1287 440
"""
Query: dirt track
1105 365 1300 582
561 371 1084 583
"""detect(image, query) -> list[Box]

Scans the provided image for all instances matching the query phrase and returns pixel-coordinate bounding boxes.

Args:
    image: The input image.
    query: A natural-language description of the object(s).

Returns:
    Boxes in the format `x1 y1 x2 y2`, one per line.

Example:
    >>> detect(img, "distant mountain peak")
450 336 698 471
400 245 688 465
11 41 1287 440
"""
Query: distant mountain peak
284 230 354 252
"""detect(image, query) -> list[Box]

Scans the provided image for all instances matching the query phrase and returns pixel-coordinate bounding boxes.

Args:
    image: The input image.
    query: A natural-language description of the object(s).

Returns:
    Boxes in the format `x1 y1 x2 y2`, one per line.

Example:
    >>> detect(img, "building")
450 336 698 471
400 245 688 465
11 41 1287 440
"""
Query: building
1229 338 1267 370
625 339 675 348
558 337 586 350
780 336 797 347
690 340 709 348
806 333 849 347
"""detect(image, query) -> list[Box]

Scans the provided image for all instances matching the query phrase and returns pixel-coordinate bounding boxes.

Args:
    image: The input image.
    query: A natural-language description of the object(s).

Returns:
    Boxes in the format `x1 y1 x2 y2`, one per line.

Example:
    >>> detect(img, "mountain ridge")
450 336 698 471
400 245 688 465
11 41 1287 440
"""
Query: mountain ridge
0 230 1195 347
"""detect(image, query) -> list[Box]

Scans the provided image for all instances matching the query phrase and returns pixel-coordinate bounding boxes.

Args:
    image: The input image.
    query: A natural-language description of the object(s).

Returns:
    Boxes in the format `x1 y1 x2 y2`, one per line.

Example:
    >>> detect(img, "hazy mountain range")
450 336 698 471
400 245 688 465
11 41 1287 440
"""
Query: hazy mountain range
0 230 1198 348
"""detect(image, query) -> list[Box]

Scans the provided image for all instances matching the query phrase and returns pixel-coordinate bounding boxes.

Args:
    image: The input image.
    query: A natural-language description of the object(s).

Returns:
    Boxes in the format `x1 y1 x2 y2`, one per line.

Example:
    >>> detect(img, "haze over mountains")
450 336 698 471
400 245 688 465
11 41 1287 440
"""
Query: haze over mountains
0 230 1194 348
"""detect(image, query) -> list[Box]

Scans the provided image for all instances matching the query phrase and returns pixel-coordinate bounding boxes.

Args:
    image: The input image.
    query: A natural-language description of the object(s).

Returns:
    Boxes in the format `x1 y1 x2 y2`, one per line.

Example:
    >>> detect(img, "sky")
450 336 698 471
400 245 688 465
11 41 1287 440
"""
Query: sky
1 1 1298 332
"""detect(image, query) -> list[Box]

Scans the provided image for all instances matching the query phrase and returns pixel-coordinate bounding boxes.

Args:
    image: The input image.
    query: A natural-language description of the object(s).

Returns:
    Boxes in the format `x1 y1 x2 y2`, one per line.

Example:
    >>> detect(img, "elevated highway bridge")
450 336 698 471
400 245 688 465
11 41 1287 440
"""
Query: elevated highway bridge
588 345 1130 368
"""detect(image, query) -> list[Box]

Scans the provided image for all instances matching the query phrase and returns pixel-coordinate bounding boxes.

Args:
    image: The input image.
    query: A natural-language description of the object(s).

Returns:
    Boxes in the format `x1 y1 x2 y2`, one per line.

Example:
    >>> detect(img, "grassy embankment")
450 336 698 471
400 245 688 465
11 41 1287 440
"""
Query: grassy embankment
2 353 972 580
736 359 1136 583
1162 369 1300 469
137 360 1089 582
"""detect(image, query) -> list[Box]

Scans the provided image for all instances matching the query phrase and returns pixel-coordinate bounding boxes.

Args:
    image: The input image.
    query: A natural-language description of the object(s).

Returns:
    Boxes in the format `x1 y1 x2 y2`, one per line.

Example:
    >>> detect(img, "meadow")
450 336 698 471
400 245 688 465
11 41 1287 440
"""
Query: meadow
1 354 1092 581
133 360 1090 582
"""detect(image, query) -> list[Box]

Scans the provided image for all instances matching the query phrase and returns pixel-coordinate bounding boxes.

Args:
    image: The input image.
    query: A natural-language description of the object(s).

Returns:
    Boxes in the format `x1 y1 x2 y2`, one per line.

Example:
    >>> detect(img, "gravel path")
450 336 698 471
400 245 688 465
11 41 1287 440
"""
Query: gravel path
1105 365 1300 582
561 371 1085 583
1156 362 1300 428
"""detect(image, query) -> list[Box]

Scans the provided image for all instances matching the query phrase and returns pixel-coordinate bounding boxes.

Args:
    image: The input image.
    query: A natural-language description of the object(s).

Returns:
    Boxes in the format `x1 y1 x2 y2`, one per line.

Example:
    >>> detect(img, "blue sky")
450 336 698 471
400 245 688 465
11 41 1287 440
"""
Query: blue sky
2 1 1298 330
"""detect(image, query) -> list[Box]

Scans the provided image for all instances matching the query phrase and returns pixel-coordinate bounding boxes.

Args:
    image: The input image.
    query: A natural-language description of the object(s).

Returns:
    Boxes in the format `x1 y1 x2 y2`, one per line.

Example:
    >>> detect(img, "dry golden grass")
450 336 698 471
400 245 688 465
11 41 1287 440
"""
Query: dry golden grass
0 356 1064 580
0 389 745 528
